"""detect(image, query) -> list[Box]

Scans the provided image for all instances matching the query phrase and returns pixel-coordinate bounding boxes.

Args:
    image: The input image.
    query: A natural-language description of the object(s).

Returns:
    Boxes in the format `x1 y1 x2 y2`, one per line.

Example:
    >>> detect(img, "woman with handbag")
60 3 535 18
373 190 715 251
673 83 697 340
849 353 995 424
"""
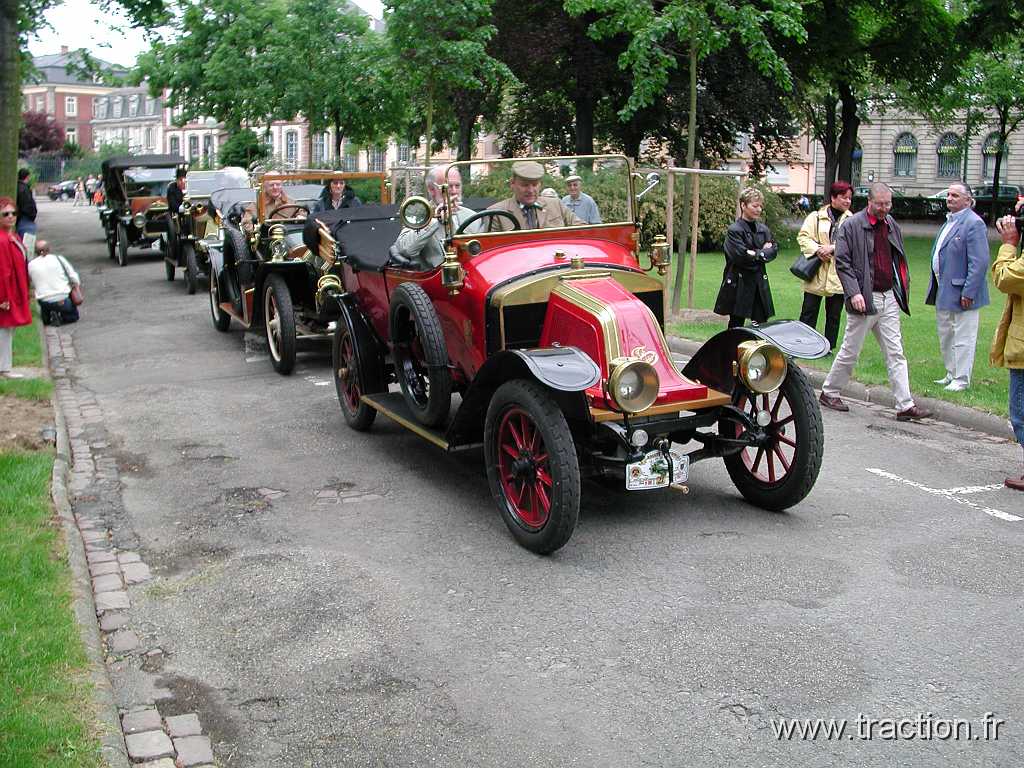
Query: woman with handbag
27 240 81 326
714 187 778 327
796 181 854 351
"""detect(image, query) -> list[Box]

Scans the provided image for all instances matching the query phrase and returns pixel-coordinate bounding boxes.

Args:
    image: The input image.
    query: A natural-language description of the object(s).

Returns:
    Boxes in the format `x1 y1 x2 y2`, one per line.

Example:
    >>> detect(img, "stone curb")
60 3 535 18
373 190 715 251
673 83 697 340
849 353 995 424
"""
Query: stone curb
46 331 132 768
667 335 1014 440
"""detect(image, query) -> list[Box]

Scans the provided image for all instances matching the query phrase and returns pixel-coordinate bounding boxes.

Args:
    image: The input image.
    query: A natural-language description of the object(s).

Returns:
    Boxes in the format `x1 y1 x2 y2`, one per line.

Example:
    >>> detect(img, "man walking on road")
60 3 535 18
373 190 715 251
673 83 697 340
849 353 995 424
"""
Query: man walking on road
925 183 989 391
819 183 932 421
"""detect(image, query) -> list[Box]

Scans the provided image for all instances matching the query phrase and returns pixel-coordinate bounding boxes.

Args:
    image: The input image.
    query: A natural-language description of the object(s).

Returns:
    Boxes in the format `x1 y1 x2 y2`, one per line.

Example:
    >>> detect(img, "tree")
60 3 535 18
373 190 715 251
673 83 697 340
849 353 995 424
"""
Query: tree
218 129 268 168
18 110 65 153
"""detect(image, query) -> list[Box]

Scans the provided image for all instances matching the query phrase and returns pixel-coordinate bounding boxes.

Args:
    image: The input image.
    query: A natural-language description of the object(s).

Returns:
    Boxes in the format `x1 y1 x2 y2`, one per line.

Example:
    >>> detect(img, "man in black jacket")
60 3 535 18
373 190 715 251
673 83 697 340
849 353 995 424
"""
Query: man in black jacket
166 166 187 215
16 168 37 258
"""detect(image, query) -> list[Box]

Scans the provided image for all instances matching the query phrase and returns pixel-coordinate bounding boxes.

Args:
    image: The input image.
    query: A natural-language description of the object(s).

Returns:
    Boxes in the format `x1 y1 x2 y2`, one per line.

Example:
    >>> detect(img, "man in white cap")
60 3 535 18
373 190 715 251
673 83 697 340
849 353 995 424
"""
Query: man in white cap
394 164 481 269
561 174 601 224
487 161 583 231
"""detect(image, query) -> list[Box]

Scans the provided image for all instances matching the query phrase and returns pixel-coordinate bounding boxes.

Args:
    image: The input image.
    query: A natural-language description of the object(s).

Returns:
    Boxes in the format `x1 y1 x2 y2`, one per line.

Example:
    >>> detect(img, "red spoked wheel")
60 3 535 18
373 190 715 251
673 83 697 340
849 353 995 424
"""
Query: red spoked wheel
721 362 823 511
332 311 381 431
485 380 580 554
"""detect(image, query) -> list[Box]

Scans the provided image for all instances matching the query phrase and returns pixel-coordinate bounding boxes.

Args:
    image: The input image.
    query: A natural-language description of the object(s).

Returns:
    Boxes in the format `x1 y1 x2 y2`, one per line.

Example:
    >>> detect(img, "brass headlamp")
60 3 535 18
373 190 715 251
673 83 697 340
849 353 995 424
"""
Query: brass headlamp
649 234 671 276
735 340 787 393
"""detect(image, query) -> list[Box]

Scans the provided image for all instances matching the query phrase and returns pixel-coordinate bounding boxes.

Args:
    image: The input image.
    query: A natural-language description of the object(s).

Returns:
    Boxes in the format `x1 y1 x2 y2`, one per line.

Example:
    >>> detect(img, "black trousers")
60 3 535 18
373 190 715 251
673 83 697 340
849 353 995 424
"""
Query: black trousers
799 292 844 350
39 297 79 326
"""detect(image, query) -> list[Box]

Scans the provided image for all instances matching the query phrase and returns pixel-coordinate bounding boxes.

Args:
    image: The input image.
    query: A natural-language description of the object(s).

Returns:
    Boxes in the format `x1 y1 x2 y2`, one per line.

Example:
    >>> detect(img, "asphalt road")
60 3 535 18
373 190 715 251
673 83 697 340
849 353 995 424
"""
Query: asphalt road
39 199 1024 767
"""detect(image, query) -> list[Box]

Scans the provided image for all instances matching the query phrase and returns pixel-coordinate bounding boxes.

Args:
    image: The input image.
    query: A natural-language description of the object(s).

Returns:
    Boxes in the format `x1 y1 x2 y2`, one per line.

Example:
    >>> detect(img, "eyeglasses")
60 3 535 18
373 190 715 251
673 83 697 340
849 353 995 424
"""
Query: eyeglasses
0 211 15 218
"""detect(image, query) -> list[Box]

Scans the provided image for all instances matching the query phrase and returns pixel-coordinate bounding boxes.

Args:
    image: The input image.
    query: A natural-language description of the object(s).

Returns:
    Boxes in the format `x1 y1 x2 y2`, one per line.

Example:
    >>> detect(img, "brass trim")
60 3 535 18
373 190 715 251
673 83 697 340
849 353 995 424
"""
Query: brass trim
491 267 662 310
590 389 732 422
560 270 611 281
551 281 622 365
362 395 449 450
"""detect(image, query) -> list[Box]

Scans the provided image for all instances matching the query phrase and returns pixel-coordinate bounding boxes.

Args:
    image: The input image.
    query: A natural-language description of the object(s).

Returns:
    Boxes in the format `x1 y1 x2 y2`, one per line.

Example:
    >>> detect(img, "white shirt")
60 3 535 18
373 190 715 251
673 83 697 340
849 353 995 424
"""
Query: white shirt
28 253 79 302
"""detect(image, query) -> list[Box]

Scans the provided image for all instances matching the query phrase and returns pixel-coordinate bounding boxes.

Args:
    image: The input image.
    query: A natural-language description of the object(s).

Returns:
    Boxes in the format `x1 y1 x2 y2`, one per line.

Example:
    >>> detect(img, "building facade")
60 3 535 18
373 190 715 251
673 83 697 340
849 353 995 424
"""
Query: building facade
92 87 164 154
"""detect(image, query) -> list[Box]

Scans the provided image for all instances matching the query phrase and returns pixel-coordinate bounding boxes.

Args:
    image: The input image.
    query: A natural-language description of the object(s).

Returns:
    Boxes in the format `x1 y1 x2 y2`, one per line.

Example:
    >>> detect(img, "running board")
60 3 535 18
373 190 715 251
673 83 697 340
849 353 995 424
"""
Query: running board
361 393 480 453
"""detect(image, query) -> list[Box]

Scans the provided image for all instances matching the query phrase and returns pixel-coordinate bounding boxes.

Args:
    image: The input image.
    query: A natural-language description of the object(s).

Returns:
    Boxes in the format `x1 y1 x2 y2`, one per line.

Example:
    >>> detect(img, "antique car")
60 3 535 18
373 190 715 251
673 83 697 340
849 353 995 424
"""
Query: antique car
98 154 185 267
161 166 249 294
308 155 829 554
206 171 389 374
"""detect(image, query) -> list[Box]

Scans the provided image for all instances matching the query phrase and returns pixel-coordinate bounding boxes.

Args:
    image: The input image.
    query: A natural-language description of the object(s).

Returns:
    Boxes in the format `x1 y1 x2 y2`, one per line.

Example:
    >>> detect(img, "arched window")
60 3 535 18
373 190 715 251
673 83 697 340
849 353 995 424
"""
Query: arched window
982 132 1009 182
285 130 298 165
936 133 961 178
893 133 918 177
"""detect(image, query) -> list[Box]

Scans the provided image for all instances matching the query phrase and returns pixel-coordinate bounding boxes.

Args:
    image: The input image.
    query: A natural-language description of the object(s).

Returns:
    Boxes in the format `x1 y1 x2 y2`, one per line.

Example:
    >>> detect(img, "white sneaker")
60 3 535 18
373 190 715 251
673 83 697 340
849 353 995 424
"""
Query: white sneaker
0 371 25 379
933 374 952 385
945 381 969 392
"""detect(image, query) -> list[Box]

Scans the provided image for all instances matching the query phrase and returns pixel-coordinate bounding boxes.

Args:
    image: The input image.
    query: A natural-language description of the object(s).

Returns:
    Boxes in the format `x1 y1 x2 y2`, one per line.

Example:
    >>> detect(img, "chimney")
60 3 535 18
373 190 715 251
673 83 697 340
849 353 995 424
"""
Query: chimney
60 45 69 54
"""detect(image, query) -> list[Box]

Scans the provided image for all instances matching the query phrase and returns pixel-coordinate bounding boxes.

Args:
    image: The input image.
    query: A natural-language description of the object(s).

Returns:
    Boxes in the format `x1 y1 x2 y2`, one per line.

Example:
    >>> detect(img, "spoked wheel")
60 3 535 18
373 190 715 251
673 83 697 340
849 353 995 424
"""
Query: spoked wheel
116 222 128 267
484 380 580 554
209 270 231 332
721 363 823 511
389 283 451 427
263 274 296 375
183 244 198 295
332 313 380 431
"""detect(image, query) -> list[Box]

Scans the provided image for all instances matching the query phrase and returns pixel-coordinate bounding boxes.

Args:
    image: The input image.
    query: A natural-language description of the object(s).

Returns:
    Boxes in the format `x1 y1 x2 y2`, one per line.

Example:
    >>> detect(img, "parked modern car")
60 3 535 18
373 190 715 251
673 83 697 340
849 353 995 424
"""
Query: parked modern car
309 155 830 554
47 180 77 200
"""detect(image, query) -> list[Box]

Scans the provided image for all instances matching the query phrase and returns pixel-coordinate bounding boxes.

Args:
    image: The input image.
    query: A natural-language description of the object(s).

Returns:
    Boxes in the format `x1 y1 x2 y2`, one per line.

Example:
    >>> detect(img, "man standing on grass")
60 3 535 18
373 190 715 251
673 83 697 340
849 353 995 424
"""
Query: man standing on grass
819 183 932 422
925 183 989 392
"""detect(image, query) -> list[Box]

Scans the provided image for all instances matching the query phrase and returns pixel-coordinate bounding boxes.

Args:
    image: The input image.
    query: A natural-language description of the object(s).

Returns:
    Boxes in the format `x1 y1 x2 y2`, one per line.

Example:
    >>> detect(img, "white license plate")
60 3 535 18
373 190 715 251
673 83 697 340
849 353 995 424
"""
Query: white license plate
626 449 689 490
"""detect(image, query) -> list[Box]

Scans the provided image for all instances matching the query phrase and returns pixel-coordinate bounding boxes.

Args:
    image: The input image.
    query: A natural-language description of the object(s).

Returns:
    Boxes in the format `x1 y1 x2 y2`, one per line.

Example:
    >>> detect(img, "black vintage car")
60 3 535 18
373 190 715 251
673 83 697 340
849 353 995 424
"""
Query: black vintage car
206 171 390 374
98 154 185 267
163 167 249 294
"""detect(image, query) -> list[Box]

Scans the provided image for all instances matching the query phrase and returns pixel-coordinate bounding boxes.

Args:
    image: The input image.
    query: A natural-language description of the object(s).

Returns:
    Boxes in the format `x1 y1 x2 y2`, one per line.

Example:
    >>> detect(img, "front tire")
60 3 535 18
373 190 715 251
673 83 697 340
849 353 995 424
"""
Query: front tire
106 230 116 260
209 270 231 332
116 222 128 267
184 244 198 295
263 274 296 375
332 313 380 431
721 363 823 511
484 380 580 554
164 252 175 281
389 282 452 427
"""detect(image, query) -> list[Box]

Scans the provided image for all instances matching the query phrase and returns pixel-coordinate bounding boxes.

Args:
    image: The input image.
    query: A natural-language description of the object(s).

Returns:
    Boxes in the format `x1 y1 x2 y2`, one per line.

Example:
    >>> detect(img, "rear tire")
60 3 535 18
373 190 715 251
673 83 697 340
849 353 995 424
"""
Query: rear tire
263 274 296 375
164 252 175 281
184 244 198 295
389 282 451 427
209 269 231 332
116 222 128 267
106 230 116 260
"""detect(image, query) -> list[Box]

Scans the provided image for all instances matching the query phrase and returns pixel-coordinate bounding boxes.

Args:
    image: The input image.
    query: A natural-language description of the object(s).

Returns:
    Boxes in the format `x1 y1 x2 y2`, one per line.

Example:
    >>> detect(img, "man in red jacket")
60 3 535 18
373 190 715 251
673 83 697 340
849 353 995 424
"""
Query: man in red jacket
0 196 31 378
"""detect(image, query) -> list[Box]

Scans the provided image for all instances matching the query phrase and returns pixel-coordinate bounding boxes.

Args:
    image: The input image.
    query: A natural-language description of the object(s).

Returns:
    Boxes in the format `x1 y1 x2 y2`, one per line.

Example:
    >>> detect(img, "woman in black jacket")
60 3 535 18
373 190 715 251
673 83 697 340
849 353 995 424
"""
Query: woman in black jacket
311 179 362 213
714 187 778 327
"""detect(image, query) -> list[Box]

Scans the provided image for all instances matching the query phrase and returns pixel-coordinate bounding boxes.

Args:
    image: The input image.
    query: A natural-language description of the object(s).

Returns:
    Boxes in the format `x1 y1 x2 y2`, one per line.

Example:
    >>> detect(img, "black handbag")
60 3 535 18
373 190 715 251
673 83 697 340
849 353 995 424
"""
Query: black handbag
790 253 822 281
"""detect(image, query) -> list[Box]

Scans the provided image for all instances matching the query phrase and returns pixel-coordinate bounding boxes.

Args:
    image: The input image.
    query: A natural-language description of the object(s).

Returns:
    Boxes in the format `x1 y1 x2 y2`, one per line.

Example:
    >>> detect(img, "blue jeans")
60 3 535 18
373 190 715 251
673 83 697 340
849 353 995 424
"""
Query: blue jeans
38 297 79 326
1011 369 1024 446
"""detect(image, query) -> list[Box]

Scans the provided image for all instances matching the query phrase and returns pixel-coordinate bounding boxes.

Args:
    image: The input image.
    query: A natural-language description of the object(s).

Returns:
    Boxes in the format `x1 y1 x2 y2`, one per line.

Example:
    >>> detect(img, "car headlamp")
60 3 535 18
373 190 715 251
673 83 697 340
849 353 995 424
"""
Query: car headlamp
736 340 787 393
270 238 288 261
132 212 146 229
608 358 659 413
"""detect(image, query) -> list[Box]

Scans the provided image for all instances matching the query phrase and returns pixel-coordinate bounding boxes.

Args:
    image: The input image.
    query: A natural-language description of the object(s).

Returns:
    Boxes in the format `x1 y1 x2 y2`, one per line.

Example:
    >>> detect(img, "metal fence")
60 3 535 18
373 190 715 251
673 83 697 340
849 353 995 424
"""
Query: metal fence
21 153 66 184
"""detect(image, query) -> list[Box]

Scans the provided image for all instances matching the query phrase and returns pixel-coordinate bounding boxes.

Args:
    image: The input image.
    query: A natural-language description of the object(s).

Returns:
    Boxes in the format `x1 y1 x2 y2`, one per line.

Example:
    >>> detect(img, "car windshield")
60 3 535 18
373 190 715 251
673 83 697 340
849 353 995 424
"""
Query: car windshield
187 168 249 197
210 187 258 218
122 167 177 197
441 155 633 234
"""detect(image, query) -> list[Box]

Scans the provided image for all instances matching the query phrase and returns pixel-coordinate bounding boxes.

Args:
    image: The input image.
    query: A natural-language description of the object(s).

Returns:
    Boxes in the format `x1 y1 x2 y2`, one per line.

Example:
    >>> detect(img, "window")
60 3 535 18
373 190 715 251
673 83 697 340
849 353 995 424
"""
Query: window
367 145 386 172
65 96 77 116
128 96 139 117
94 98 106 119
188 135 199 161
341 142 359 171
397 143 411 164
982 133 1009 182
112 98 123 118
35 96 44 112
203 134 214 165
312 133 326 165
935 133 961 178
893 132 918 177
145 97 156 115
169 136 180 156
285 130 298 164
851 143 863 186
144 127 153 150
65 127 77 145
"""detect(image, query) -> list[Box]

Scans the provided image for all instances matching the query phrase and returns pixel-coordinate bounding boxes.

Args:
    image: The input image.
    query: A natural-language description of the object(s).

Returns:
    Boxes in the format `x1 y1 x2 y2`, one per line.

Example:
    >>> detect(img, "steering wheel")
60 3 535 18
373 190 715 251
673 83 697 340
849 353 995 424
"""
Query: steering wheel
455 209 520 234
268 204 308 220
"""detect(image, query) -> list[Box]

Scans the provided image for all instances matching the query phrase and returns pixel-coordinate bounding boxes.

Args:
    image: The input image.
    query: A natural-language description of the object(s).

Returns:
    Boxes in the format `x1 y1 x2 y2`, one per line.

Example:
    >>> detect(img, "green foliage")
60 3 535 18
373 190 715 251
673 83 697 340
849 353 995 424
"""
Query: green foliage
61 142 131 181
217 129 268 169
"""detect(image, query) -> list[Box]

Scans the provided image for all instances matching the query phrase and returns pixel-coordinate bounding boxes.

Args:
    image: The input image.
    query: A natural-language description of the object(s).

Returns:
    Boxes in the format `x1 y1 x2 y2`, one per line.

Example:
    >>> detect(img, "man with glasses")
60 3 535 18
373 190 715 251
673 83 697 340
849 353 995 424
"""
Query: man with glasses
27 240 80 326
819 183 932 421
393 165 481 269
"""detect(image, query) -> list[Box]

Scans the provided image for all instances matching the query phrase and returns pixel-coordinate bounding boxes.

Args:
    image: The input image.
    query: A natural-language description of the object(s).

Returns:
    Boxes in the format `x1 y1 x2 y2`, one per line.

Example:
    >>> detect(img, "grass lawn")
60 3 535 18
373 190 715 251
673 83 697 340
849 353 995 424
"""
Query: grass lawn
665 235 1011 417
0 317 103 767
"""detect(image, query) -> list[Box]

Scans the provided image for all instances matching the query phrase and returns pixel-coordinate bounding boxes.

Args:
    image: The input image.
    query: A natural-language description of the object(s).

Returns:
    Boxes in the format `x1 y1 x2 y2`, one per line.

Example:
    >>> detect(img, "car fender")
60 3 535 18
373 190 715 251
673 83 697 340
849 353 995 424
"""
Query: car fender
333 292 387 393
681 321 828 395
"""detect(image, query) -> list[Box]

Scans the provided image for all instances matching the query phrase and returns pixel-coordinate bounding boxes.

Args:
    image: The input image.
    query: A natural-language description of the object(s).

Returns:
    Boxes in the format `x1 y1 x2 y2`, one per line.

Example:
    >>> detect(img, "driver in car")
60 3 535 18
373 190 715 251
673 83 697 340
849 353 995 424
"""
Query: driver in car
486 161 583 231
393 165 482 269
262 179 300 220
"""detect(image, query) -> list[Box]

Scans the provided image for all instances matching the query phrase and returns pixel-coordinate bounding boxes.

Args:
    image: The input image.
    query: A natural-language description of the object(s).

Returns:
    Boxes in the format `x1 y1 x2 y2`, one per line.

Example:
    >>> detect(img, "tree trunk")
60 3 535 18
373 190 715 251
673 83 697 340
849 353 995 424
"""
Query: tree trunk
574 93 594 156
836 81 860 184
819 95 838 190
333 113 343 168
424 85 434 167
456 112 474 161
671 39 698 314
0 0 21 198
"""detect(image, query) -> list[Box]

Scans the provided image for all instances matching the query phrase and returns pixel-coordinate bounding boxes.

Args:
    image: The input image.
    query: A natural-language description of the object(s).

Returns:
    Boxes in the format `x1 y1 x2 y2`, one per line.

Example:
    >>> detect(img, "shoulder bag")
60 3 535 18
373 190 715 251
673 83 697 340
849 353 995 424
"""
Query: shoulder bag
57 256 84 306
790 253 822 281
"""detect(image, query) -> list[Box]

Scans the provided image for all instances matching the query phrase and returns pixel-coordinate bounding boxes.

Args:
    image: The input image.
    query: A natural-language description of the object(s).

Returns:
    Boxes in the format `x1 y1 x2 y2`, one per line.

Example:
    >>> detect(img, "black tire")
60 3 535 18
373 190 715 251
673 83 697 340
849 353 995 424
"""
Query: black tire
184 244 198 295
388 282 452 427
209 269 231 332
720 362 823 511
106 230 116 260
60 191 70 201
332 312 381 431
484 380 580 554
263 274 296 375
164 251 175 281
116 222 128 267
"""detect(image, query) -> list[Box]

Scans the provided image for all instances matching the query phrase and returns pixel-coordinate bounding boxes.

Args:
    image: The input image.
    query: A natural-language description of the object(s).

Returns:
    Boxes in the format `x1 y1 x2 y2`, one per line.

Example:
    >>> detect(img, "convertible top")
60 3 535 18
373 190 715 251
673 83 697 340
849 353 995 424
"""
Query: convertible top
303 204 401 272
101 154 186 171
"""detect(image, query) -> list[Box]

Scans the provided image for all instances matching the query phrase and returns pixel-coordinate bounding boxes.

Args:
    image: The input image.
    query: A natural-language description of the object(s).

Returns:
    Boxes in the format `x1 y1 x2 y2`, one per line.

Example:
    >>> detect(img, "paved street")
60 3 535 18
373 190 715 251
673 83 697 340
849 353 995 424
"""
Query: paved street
40 198 1024 766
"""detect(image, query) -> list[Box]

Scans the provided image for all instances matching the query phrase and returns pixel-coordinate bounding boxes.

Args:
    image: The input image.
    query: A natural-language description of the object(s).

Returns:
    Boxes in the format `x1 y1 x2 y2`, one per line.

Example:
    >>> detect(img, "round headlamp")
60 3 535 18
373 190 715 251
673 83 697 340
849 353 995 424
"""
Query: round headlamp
736 340 787 393
608 358 659 413
132 212 146 229
270 238 288 260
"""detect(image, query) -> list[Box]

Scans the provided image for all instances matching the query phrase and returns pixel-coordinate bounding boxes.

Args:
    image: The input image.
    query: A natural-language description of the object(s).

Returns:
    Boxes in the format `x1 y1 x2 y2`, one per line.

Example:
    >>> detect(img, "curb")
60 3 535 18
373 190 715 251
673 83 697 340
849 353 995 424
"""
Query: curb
46 327 132 768
667 335 1014 440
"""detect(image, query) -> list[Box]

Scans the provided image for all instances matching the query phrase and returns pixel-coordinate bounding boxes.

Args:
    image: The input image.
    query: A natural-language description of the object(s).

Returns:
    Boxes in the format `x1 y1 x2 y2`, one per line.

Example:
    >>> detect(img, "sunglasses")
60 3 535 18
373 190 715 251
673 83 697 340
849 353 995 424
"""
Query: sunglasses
0 211 15 218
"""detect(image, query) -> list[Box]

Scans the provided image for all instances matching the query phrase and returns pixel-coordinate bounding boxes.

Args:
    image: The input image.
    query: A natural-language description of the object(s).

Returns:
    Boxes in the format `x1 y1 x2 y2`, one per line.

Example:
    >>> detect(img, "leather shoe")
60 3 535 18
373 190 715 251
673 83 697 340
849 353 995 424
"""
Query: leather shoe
819 393 849 412
944 381 969 392
1006 475 1024 492
896 405 932 422
933 374 952 385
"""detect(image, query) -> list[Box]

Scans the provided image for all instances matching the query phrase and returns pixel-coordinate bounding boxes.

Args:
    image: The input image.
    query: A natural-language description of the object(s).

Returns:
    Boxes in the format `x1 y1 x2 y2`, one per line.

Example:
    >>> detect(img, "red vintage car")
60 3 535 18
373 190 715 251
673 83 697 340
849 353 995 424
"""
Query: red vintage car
309 156 828 554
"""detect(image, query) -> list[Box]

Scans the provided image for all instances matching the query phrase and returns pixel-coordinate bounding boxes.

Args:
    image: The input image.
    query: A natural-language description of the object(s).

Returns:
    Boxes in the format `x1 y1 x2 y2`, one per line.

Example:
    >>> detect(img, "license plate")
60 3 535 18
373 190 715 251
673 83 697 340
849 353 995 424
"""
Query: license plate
626 449 689 490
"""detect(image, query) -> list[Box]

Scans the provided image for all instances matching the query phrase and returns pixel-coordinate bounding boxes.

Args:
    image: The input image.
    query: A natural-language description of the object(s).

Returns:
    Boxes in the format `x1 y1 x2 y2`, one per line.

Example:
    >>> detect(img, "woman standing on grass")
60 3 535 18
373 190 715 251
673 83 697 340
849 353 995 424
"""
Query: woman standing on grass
714 187 778 327
0 197 31 378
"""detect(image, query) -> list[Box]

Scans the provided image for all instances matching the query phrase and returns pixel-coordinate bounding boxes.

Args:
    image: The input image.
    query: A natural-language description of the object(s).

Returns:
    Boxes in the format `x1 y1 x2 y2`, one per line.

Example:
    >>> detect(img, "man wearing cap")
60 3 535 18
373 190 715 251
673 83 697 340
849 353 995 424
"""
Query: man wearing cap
561 175 601 224
487 161 583 231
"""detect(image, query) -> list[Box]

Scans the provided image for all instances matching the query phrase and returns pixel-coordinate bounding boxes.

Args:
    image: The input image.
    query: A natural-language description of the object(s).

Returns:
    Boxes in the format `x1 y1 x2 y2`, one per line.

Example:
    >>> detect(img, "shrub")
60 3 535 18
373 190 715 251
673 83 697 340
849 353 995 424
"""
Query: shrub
218 130 269 169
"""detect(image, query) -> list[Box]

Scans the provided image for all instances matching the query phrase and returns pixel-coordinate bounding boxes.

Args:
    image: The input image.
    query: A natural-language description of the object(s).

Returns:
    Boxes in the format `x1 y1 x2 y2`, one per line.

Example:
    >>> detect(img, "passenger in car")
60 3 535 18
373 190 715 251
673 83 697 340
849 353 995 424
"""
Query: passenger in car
312 179 362 213
261 180 294 219
487 161 583 231
393 165 482 269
